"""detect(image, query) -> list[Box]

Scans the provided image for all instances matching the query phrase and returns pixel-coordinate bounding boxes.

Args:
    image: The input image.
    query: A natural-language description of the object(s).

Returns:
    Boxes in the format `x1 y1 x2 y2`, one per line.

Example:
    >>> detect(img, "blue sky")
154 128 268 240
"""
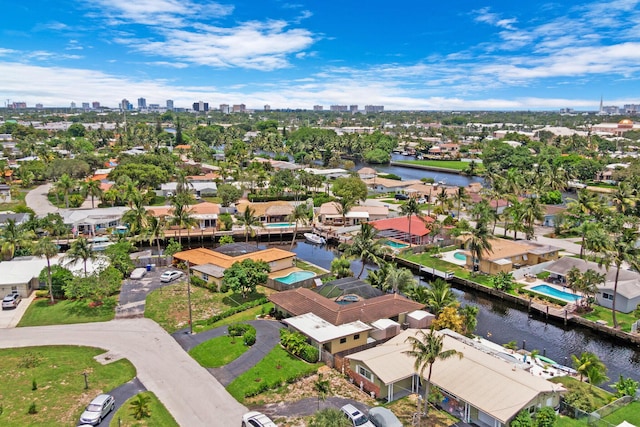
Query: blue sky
2 0 640 110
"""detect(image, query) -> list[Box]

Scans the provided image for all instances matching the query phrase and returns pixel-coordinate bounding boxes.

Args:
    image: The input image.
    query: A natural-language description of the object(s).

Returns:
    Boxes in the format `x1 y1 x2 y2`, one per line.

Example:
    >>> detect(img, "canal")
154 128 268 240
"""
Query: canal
291 241 640 385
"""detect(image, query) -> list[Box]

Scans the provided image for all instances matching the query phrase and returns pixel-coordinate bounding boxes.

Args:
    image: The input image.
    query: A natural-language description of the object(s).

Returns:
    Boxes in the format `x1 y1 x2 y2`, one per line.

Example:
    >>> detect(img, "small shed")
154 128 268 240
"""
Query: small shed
369 318 400 341
405 310 434 329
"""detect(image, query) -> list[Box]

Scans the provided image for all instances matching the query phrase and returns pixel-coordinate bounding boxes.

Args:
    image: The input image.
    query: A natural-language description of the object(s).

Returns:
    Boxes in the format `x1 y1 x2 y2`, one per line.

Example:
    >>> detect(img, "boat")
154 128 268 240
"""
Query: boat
303 233 326 245
89 236 114 251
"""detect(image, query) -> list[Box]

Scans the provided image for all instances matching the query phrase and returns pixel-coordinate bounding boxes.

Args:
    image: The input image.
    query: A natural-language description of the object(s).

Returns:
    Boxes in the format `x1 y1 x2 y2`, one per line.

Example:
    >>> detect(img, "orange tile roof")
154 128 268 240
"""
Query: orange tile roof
268 287 424 325
371 216 434 237
173 247 295 269
90 174 109 181
148 202 220 217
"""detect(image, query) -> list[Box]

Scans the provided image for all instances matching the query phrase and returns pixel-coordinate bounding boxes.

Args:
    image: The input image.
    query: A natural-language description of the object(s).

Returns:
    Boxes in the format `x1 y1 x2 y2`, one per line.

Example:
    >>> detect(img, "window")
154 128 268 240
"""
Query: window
354 334 360 340
340 338 347 344
202 274 209 281
357 365 374 382
603 293 614 301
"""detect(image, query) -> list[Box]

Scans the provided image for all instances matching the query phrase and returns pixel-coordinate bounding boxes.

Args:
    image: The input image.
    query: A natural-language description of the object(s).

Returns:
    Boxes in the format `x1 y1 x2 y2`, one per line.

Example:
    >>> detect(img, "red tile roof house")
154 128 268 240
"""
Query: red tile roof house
370 215 435 245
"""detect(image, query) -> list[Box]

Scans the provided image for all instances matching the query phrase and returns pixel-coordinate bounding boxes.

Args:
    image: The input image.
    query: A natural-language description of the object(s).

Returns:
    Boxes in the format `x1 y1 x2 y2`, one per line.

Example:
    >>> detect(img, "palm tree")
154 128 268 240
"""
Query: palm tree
504 198 526 240
82 179 103 209
597 222 640 328
503 168 524 196
404 328 463 421
55 173 77 208
171 200 197 246
288 203 312 250
330 256 353 279
425 279 457 316
343 223 388 278
33 237 59 304
336 197 355 226
521 196 544 240
453 186 470 219
0 218 34 260
464 221 494 273
122 196 149 237
400 198 421 244
144 215 166 255
611 182 635 214
571 352 607 383
237 206 262 244
385 266 416 294
64 237 96 276
436 187 449 213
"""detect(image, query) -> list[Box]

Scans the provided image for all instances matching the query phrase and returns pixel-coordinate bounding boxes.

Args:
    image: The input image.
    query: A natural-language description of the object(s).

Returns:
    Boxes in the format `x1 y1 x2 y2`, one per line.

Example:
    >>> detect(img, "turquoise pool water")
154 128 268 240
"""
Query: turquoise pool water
276 270 316 284
383 240 409 249
265 222 294 228
530 284 581 302
453 252 467 261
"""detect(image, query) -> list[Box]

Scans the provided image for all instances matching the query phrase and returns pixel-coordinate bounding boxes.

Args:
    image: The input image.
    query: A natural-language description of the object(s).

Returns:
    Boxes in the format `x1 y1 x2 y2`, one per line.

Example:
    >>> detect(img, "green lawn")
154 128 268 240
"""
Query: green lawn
189 335 251 368
18 297 116 327
109 391 178 427
603 401 640 425
581 306 638 333
145 282 275 333
555 415 587 427
549 376 614 409
400 250 494 287
396 160 481 172
0 346 135 426
226 345 322 402
193 303 273 332
294 259 329 275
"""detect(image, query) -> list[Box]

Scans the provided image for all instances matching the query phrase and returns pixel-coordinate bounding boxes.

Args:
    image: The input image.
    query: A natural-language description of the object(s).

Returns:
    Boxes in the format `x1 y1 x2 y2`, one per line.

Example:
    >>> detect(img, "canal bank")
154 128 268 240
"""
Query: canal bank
389 160 467 175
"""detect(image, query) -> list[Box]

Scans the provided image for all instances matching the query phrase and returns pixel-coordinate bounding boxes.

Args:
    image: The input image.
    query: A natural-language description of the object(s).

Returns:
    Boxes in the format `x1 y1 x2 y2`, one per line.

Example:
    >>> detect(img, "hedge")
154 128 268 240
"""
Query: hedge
193 297 268 328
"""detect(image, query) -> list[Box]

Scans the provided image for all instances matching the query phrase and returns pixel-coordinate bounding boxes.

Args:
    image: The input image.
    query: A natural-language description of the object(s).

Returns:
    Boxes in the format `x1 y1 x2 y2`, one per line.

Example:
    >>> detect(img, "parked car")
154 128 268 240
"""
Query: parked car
394 193 409 200
2 292 21 310
341 404 376 427
79 394 115 425
130 267 147 280
417 198 427 204
160 270 183 283
241 411 277 427
369 407 403 427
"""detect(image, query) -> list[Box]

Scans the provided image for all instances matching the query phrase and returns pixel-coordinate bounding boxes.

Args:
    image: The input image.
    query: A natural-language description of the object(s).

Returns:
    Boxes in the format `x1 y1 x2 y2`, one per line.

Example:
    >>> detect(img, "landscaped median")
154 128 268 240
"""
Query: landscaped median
110 391 178 427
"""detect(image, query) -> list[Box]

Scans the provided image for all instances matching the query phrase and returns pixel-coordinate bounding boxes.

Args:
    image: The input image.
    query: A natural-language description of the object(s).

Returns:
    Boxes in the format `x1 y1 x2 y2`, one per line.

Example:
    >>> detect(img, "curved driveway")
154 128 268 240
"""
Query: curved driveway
0 318 247 426
25 182 59 216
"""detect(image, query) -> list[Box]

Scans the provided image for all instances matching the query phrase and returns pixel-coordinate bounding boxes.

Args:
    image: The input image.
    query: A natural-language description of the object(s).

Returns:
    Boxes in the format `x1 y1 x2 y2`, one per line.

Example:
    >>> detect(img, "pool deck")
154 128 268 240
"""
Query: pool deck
440 249 468 266
521 279 582 303
268 266 302 279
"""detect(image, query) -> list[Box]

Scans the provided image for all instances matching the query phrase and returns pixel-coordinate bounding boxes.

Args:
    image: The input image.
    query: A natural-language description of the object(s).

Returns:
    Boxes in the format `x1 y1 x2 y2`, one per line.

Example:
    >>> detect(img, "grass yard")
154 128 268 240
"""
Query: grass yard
145 282 276 333
294 259 329 275
400 251 495 287
109 391 178 427
556 415 588 427
549 376 614 410
603 401 640 426
226 346 322 402
0 346 135 426
193 303 273 332
189 334 251 368
18 297 117 327
581 306 638 333
396 159 478 172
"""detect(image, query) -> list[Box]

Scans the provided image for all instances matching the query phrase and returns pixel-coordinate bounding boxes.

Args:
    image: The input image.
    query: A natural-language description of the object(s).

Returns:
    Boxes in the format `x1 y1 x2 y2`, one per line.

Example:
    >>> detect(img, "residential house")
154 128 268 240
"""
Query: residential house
542 205 567 228
0 212 30 227
59 207 129 236
459 238 561 274
148 202 220 229
303 167 350 179
357 167 377 180
317 202 389 226
544 257 640 313
361 177 421 194
346 329 565 425
159 181 218 198
371 215 435 245
173 246 296 290
236 201 294 224
428 143 460 158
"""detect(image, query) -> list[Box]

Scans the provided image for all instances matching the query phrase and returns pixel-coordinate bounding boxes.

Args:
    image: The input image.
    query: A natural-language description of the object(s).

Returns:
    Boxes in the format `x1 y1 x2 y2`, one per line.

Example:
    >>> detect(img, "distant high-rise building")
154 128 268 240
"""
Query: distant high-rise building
82 102 90 111
232 104 246 113
330 105 348 112
350 105 358 113
92 101 101 109
10 102 27 109
192 101 209 112
138 97 147 109
364 105 384 113
120 99 130 111
70 102 76 109
623 104 639 114
166 99 174 111
35 103 43 109
264 104 271 111
313 105 323 111
219 104 230 114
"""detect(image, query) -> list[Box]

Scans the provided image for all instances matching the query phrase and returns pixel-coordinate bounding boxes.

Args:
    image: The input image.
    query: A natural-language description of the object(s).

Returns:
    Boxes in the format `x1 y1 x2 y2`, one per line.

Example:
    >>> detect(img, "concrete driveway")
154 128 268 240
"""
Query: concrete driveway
0 318 247 426
25 183 59 216
0 292 36 328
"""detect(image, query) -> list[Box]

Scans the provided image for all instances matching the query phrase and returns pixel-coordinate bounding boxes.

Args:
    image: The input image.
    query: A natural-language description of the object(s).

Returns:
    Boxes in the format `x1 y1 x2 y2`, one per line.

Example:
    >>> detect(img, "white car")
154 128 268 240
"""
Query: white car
160 270 182 283
242 411 277 427
2 293 21 310
341 404 376 427
79 394 115 425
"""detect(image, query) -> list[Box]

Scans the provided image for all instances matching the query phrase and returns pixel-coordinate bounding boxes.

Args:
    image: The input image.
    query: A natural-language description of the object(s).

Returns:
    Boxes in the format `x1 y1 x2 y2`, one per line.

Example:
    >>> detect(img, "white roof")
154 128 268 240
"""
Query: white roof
0 254 107 285
407 310 432 320
347 329 564 424
283 313 371 343
370 318 399 330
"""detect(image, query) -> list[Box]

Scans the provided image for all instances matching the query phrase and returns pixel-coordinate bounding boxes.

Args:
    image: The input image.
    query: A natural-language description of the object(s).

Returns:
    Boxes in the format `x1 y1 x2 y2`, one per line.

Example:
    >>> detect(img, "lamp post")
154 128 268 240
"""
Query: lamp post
184 261 193 335
82 372 89 389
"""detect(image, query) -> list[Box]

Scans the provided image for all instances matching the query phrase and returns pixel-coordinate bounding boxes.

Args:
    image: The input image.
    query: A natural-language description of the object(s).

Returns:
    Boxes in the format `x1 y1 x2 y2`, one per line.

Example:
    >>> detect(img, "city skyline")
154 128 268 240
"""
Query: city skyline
2 0 640 110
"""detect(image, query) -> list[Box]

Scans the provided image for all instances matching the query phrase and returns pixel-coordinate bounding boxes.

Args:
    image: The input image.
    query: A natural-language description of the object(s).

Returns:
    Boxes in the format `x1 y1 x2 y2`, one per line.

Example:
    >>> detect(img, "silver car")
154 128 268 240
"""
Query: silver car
160 270 182 283
79 394 115 425
2 293 21 310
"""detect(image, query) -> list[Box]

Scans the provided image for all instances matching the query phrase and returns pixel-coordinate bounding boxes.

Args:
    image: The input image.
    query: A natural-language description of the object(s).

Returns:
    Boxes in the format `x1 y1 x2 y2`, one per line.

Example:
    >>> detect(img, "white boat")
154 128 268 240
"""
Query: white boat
89 236 113 251
304 233 326 245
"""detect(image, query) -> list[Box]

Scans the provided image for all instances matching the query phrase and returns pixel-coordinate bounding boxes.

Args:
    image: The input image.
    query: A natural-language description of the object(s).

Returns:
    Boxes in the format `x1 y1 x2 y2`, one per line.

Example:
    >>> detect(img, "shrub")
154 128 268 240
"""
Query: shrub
228 323 251 337
243 330 256 346
27 402 37 415
194 298 268 327
32 379 37 391
301 345 319 363
189 275 210 289
35 290 49 298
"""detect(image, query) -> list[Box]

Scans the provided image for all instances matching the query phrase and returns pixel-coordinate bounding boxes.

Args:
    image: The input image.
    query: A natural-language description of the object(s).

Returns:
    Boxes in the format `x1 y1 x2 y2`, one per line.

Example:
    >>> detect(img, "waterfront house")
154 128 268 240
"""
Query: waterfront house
361 177 421 194
459 238 561 275
318 202 389 226
357 167 378 180
545 257 640 313
236 201 294 224
148 202 220 230
371 215 435 245
159 181 218 198
59 206 128 236
345 329 565 424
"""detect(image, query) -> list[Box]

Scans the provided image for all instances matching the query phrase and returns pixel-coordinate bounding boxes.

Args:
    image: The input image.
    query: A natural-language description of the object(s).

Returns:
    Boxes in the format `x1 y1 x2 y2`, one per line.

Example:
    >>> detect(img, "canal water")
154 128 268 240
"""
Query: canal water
291 241 640 385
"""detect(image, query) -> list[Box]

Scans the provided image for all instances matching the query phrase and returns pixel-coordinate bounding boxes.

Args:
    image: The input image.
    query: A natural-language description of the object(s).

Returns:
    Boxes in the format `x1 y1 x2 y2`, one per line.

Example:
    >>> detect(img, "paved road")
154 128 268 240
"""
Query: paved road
0 319 247 426
25 183 59 216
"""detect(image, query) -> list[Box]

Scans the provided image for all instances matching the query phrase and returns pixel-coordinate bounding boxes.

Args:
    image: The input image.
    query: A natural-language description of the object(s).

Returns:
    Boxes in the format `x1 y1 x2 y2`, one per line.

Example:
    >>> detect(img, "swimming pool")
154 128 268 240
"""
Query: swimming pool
276 270 316 284
453 252 467 261
530 284 582 302
383 240 409 249
265 222 294 228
